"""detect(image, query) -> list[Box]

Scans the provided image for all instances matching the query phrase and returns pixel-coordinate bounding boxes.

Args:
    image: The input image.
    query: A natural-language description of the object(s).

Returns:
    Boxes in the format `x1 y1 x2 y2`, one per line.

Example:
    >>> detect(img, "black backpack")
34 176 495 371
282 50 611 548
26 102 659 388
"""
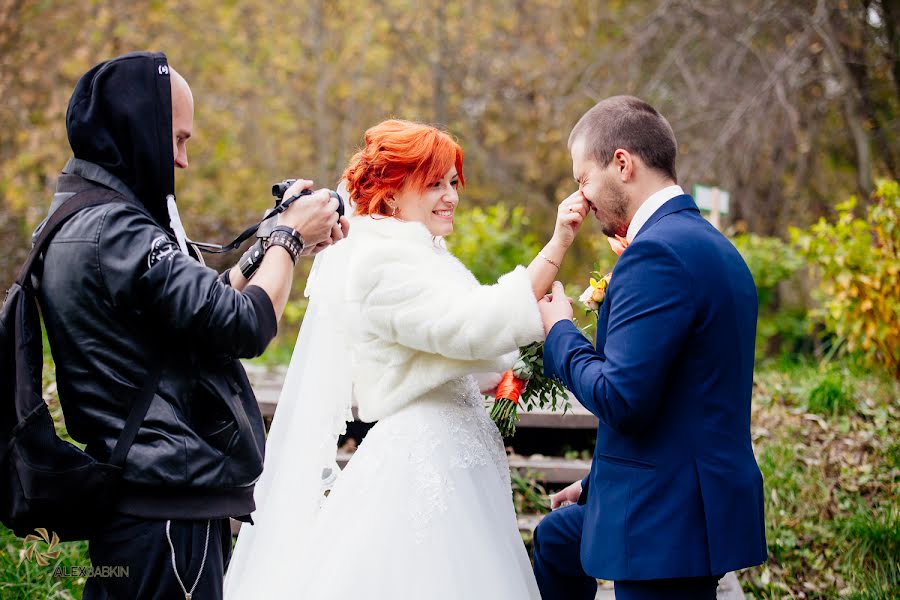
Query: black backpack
0 188 161 541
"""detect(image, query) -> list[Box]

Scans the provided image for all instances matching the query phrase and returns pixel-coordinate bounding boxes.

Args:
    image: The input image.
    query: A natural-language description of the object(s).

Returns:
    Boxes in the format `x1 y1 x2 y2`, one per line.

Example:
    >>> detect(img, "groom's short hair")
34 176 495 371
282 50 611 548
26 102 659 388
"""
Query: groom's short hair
569 96 677 182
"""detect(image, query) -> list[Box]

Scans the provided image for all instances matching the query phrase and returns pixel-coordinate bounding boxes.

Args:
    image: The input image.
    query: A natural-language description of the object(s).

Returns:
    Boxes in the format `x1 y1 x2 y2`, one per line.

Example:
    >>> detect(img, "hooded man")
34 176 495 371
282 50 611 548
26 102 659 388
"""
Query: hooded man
37 51 346 599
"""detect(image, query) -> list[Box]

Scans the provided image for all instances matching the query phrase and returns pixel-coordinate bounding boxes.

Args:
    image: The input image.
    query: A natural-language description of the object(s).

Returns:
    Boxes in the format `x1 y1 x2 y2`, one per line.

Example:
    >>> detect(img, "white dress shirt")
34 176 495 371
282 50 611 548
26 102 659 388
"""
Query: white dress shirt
626 185 685 242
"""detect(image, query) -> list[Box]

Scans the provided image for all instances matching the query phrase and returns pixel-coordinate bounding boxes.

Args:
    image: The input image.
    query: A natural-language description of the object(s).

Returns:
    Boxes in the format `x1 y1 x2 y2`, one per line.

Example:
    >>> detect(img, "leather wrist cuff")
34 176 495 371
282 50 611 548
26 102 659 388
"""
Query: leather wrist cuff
266 229 303 264
239 239 266 279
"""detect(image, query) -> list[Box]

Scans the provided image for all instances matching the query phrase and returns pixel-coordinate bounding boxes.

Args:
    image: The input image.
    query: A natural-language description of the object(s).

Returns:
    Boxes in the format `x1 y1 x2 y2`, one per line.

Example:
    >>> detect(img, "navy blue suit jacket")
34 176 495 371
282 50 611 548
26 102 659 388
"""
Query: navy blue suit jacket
544 195 767 580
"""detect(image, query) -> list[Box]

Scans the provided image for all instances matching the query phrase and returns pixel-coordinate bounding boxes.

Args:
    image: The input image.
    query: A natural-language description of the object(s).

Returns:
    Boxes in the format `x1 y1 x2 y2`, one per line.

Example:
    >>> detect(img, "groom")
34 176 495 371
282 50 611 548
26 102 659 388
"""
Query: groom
533 96 767 600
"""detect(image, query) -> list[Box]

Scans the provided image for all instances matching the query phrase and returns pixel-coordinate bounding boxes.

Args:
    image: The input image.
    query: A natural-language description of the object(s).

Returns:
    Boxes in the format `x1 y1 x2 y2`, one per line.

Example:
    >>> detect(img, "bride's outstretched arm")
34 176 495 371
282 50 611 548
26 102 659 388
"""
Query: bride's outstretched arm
525 191 588 299
352 256 544 363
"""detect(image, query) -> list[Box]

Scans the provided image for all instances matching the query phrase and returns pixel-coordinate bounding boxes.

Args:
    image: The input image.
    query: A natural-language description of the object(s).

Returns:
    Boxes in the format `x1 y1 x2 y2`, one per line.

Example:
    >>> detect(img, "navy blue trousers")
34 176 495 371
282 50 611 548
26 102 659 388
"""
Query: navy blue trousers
533 504 719 600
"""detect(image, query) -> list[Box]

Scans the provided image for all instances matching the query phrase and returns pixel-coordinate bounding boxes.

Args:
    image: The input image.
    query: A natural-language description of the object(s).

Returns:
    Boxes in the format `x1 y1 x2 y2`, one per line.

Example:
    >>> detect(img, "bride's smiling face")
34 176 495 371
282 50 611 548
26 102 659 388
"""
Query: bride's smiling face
392 167 460 237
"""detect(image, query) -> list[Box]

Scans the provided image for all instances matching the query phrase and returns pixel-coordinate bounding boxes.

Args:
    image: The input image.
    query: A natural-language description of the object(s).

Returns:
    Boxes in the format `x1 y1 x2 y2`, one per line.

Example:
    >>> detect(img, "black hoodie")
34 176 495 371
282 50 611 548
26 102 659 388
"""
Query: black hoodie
35 52 277 520
66 51 176 229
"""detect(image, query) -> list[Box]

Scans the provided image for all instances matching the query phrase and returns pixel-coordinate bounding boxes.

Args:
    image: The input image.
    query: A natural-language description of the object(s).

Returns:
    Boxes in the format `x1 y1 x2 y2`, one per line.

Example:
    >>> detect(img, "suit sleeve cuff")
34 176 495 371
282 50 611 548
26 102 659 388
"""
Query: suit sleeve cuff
547 319 578 340
244 285 278 351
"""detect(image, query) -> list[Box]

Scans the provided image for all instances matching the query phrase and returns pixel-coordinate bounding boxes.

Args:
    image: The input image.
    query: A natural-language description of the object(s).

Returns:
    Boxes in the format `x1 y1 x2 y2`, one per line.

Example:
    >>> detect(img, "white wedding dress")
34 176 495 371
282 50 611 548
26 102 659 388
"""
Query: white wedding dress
224 215 545 599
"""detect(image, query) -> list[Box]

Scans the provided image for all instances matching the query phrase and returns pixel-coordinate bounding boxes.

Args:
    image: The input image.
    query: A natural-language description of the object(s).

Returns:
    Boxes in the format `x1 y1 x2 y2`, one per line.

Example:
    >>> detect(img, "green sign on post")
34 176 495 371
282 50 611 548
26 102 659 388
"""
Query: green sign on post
693 184 730 230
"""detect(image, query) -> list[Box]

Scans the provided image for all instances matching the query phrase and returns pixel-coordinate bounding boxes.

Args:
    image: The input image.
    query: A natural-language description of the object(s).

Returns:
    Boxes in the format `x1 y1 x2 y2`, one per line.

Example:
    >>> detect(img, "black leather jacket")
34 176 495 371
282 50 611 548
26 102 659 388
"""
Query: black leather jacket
36 52 277 520
37 161 275 520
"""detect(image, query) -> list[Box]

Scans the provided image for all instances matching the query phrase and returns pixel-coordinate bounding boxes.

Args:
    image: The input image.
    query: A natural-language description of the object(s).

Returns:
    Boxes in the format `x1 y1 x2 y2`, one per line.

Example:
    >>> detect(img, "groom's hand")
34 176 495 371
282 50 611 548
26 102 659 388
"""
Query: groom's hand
538 281 574 334
550 479 583 510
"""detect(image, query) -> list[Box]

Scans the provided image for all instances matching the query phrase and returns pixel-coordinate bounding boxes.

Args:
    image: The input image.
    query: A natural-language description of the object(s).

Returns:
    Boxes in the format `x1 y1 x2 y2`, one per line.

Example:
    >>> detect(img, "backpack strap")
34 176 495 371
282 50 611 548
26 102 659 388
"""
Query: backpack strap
108 363 163 468
18 186 161 470
15 188 121 287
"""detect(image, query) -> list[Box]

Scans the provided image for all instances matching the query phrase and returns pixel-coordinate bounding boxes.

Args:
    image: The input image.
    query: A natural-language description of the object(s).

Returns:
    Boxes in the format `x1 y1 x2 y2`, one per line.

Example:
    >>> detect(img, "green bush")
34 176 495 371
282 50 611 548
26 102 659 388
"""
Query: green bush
807 370 855 416
446 204 542 284
732 233 804 307
730 233 807 358
792 180 900 380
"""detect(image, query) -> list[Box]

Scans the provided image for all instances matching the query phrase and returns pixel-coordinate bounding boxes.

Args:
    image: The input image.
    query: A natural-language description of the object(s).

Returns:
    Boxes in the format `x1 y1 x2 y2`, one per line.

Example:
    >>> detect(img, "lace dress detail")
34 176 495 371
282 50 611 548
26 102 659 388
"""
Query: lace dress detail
440 377 511 484
288 367 541 598
343 376 511 545
408 422 451 544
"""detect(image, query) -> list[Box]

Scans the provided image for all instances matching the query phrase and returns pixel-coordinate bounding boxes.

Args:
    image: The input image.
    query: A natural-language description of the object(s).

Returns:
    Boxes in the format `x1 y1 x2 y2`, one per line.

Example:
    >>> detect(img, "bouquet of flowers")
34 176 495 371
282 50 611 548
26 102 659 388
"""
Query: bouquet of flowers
490 235 629 437
489 341 571 437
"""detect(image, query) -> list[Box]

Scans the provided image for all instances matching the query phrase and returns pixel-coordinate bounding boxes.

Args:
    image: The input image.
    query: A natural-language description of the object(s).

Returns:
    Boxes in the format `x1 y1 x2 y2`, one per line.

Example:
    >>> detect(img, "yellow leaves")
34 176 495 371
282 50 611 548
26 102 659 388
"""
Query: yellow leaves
835 197 857 212
795 180 900 380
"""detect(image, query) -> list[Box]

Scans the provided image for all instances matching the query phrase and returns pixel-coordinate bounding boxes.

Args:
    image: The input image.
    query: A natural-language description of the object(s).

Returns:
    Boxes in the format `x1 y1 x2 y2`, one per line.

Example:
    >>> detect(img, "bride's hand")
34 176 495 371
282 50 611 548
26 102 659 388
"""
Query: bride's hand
473 372 502 396
551 191 589 250
550 479 583 510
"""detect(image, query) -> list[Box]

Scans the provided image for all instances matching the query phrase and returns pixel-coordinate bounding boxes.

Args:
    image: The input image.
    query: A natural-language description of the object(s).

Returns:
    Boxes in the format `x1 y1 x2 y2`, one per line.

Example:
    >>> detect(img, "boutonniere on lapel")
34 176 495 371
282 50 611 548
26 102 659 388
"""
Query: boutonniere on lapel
578 235 629 311
579 273 611 312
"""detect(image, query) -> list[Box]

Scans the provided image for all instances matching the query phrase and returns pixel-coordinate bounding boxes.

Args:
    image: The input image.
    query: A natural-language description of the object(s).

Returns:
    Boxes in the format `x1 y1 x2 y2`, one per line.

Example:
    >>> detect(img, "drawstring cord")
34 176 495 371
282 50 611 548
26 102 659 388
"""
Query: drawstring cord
166 519 211 600
166 194 190 255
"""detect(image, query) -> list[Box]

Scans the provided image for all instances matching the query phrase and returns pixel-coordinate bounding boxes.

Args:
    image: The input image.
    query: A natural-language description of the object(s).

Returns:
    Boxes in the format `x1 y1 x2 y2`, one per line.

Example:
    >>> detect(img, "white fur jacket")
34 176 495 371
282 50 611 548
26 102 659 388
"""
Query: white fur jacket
344 216 545 422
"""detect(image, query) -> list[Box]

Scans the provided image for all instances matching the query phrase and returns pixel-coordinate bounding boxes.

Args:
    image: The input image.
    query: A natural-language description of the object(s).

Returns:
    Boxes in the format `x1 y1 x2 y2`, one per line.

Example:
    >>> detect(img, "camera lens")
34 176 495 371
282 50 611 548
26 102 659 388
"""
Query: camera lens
329 191 345 217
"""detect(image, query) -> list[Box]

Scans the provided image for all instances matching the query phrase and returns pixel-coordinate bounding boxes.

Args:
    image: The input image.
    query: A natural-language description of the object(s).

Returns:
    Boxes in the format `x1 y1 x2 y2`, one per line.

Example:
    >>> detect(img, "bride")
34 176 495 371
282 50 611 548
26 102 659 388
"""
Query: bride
224 119 587 599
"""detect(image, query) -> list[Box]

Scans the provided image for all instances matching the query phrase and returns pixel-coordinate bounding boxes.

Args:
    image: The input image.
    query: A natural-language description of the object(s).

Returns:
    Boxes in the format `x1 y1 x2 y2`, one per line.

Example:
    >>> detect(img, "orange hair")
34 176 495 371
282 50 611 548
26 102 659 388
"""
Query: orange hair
343 119 465 216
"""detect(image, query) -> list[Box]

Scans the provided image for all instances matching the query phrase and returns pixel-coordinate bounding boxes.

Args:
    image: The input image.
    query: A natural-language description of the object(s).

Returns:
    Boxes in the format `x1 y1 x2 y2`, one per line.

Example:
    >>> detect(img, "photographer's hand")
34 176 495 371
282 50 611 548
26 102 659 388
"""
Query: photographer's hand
277 180 340 247
235 179 331 320
302 216 350 256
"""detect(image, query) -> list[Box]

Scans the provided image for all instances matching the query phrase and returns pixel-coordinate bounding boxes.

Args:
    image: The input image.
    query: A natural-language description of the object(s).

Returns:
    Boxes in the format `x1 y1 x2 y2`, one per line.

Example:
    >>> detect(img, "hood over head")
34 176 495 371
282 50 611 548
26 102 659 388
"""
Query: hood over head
66 51 175 228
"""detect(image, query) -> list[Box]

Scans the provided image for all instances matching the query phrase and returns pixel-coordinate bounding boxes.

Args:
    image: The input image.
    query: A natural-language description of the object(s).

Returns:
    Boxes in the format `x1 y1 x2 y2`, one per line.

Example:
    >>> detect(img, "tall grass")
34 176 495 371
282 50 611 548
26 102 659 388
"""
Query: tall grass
841 506 900 598
742 360 900 598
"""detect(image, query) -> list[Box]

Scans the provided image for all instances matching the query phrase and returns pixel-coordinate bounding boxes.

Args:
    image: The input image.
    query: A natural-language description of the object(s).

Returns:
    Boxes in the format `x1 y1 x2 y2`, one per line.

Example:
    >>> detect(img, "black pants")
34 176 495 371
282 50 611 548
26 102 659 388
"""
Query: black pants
82 513 232 600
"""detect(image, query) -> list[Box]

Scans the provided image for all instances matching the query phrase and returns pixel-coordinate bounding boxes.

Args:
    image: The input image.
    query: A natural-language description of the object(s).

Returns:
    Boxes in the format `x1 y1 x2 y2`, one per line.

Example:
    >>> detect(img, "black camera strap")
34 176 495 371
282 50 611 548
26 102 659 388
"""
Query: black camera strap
188 189 333 254
188 219 270 254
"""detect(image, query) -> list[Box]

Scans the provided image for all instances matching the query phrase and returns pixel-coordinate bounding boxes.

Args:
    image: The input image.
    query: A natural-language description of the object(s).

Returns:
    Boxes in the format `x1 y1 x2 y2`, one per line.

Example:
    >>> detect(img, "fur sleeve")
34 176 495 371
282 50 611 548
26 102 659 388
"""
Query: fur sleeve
349 242 544 361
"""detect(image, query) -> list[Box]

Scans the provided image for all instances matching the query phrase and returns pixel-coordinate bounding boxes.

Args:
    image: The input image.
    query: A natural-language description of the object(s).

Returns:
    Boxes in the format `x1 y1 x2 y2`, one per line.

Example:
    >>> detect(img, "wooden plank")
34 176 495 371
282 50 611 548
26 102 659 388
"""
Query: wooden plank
258 400 277 420
508 455 591 483
250 364 599 432
258 400 596 430
334 452 591 484
516 409 597 429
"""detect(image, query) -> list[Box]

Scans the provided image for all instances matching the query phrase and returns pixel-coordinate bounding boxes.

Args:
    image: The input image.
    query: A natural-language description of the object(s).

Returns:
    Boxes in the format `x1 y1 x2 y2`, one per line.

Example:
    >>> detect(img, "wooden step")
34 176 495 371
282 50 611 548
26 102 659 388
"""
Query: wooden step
245 364 599 431
508 455 591 483
333 452 590 484
256 400 598 430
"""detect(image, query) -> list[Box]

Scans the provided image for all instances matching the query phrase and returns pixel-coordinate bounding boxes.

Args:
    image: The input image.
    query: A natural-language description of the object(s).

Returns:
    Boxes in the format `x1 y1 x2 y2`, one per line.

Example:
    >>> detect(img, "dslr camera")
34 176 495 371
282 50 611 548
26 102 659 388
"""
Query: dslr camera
235 180 346 280
271 179 345 218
